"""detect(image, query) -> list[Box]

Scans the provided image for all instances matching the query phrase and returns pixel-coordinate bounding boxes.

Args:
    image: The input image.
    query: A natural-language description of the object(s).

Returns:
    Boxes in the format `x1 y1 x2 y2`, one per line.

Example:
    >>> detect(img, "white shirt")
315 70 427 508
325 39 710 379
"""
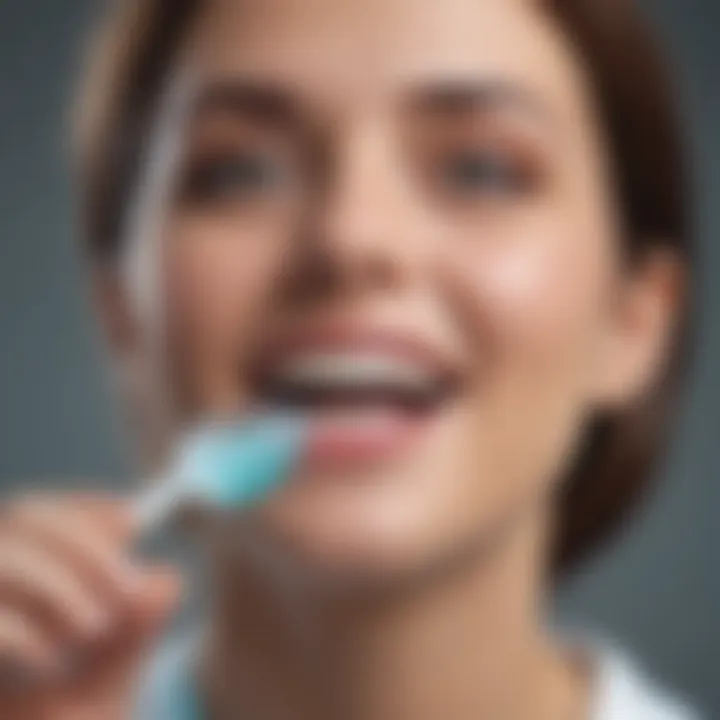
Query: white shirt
589 643 700 720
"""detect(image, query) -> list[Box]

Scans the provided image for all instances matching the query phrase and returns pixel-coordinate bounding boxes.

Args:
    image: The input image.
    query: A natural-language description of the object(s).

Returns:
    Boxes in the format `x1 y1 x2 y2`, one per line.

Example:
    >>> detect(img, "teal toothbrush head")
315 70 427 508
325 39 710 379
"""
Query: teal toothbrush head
173 413 309 508
134 413 310 531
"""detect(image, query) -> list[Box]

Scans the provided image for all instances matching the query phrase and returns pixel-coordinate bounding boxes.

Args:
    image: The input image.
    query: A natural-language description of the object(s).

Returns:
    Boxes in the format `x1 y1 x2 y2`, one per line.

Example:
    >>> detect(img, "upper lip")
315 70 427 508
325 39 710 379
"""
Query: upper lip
249 323 463 392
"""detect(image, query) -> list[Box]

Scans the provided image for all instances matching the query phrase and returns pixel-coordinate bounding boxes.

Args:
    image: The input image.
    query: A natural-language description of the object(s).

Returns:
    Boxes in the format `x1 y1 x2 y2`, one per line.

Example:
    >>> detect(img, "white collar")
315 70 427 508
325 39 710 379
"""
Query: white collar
583 638 700 720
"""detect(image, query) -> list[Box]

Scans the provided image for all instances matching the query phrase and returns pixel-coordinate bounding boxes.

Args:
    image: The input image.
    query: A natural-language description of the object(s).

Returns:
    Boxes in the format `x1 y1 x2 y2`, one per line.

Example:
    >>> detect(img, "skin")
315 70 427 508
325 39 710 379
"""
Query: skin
0 0 681 717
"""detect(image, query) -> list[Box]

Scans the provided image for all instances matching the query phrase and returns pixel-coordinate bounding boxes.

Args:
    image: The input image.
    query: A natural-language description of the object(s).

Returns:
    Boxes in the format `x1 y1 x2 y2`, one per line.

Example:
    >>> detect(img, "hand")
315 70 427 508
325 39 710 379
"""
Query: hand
0 493 181 720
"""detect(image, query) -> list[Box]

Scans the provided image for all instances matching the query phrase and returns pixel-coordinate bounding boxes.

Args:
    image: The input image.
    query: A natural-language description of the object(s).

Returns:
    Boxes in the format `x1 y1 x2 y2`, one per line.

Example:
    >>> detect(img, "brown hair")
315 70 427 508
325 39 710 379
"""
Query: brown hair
75 0 692 574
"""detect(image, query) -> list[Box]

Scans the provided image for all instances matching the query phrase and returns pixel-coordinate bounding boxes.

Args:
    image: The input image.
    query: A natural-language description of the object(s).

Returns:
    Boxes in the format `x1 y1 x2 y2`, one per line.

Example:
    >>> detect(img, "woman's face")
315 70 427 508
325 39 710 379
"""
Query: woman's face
124 0 666 581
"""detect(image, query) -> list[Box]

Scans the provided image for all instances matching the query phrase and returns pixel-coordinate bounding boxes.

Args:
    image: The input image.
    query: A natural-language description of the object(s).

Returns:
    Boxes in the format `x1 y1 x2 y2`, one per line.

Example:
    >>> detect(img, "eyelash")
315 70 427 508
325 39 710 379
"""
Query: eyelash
176 143 537 211
177 152 289 205
432 148 536 199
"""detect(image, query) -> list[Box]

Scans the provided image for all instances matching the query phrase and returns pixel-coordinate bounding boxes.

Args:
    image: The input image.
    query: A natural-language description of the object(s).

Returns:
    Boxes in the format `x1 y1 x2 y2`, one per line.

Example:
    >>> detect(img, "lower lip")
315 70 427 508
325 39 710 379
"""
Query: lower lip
302 408 434 467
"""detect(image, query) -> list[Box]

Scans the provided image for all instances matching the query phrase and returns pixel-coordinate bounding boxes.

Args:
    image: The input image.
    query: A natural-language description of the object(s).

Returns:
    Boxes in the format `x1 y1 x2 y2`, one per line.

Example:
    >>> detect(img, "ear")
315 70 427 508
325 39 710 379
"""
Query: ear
592 246 686 410
90 264 139 358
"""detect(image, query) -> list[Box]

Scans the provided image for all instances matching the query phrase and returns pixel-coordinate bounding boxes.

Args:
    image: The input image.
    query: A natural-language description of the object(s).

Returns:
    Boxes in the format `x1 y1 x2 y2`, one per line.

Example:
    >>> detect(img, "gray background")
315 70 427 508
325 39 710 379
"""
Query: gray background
0 0 717 715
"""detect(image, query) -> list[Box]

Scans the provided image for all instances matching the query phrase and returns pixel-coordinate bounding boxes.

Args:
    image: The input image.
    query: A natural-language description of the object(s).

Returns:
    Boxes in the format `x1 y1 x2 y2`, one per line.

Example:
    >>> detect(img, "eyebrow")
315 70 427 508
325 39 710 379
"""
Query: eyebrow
189 78 555 132
192 80 302 127
406 80 555 128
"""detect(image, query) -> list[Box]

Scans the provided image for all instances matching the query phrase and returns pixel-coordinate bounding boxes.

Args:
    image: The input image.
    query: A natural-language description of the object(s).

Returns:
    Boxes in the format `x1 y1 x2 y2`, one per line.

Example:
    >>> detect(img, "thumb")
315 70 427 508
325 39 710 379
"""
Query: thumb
71 566 183 700
109 566 183 670
129 566 184 641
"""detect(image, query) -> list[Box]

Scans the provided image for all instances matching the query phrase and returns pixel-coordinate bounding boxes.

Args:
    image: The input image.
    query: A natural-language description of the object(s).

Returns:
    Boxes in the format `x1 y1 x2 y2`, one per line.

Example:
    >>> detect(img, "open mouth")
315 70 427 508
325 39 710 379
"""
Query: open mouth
249 327 463 465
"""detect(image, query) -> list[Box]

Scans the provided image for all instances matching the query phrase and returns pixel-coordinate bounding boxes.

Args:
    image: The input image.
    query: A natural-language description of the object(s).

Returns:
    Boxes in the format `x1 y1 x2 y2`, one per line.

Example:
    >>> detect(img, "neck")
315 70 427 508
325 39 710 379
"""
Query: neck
201 509 584 720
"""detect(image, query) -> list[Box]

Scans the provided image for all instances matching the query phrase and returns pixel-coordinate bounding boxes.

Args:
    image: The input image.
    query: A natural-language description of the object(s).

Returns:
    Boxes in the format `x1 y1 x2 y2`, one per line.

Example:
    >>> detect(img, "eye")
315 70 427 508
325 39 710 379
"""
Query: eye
439 149 531 197
178 152 288 205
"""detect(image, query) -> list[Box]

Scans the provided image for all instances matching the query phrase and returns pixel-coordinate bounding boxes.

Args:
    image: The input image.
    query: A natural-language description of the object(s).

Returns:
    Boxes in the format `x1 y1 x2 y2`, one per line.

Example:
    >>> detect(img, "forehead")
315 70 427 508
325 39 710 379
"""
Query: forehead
184 0 592 129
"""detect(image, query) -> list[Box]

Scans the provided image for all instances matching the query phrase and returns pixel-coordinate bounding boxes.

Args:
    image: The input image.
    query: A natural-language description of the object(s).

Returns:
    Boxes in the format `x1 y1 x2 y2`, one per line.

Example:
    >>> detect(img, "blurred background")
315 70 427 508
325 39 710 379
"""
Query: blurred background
0 0 717 714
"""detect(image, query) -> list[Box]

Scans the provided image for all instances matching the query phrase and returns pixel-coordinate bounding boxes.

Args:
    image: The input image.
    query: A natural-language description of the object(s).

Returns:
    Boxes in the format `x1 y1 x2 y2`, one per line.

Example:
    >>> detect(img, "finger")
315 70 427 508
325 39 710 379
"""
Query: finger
0 609 60 679
98 566 181 648
105 566 182 651
132 566 183 629
64 566 183 694
1 503 141 606
4 494 135 542
0 544 113 642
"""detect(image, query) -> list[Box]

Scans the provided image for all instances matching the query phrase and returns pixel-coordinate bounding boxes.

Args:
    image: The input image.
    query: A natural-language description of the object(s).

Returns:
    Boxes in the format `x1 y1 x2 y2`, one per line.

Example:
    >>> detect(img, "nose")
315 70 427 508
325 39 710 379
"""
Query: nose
281 123 432 303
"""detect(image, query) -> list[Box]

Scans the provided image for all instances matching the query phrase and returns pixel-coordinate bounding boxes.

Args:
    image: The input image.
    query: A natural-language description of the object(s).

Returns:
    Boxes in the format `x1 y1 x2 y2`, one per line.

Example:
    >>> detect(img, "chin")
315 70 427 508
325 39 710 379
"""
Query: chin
241 460 491 591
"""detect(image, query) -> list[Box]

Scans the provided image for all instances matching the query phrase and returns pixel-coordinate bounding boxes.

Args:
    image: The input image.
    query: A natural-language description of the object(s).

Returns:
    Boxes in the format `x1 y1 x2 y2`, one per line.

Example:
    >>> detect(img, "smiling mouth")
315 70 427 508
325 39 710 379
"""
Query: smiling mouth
249 328 463 465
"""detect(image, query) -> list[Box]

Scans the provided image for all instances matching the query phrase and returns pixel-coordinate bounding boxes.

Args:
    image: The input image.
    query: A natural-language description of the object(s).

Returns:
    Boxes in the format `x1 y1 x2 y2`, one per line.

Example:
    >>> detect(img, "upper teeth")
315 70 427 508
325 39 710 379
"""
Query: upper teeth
270 353 435 391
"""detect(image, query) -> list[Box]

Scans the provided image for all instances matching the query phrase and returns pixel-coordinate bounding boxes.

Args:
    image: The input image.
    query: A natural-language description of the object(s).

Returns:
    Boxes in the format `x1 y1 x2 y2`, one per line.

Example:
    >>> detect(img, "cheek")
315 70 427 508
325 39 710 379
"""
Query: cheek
160 216 286 410
444 212 615 487
450 214 612 384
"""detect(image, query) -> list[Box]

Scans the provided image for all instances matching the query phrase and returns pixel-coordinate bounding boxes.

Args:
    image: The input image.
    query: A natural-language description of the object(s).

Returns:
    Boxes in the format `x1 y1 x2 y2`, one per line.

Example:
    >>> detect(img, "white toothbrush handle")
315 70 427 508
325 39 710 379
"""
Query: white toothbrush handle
131 475 196 534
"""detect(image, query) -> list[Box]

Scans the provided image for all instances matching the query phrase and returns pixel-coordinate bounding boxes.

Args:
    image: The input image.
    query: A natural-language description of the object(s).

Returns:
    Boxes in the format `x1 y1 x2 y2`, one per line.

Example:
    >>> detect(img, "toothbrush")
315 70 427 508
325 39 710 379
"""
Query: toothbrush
132 413 309 533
